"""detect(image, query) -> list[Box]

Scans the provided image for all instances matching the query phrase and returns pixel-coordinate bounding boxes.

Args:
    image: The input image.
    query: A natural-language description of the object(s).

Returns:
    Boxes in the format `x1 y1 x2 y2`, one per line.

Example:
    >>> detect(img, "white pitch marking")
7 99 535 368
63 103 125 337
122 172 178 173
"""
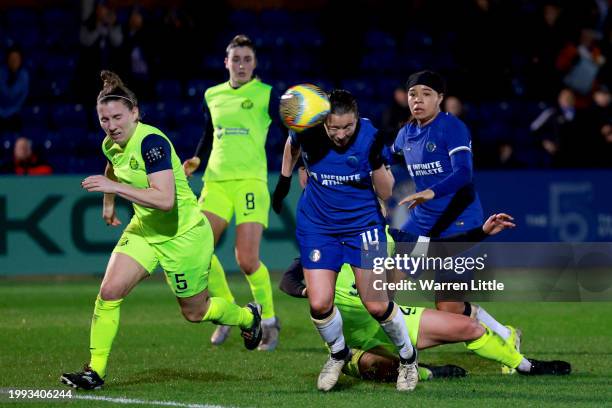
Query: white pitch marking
77 394 238 408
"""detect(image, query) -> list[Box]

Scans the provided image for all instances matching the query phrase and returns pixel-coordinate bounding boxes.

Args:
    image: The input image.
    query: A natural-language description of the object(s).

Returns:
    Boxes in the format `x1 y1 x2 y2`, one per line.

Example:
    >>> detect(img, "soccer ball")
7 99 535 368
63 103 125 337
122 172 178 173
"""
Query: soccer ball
279 84 330 132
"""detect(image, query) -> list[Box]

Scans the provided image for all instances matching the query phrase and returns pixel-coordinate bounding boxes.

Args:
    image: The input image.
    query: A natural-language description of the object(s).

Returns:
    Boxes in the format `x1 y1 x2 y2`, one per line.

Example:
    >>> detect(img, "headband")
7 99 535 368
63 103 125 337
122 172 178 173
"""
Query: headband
98 94 135 105
406 71 446 94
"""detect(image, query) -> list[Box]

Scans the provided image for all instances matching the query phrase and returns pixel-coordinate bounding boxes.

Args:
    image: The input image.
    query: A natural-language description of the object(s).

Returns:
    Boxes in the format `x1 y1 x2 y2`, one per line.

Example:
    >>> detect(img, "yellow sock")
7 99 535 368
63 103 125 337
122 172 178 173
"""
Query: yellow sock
245 262 275 320
89 296 122 378
203 297 254 329
208 254 235 303
465 323 523 368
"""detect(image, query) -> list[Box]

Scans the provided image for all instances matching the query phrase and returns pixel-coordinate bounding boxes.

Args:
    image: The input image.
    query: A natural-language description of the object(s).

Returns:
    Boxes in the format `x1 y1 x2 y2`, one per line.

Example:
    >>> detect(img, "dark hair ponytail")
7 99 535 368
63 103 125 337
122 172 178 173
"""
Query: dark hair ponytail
97 70 138 110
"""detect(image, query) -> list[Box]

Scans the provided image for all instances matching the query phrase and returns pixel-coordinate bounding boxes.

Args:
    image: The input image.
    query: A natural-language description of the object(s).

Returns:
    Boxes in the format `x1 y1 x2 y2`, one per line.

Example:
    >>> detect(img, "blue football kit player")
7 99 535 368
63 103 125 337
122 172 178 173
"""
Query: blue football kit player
391 71 519 372
272 90 419 393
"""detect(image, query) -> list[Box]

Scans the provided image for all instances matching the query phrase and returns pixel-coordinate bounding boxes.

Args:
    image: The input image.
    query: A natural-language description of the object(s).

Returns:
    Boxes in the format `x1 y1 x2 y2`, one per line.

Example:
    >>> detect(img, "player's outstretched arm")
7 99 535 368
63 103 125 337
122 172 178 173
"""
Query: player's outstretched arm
372 166 394 200
82 169 176 211
432 213 516 243
183 104 214 177
272 137 301 214
102 162 121 226
482 213 515 235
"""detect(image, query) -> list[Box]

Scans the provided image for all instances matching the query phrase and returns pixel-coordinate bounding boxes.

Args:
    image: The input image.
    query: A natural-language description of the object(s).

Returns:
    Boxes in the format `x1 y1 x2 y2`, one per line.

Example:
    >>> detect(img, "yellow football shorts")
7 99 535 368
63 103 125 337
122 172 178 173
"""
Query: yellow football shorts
199 179 270 228
112 219 214 298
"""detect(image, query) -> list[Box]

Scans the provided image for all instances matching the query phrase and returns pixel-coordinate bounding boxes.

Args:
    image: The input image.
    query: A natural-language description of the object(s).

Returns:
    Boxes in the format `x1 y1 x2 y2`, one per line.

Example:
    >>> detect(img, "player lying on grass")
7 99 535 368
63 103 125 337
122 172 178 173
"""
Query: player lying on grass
60 71 262 391
280 214 572 383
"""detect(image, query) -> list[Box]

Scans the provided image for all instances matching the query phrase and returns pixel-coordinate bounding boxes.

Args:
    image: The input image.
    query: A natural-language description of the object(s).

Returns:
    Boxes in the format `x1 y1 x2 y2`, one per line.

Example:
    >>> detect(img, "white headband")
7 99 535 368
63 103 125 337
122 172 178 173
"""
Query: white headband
98 94 135 105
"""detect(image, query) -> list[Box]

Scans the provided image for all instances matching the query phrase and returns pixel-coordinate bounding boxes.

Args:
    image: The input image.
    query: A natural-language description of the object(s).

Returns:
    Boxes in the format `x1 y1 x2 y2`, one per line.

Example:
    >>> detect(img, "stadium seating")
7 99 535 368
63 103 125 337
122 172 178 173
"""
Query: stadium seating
0 6 584 172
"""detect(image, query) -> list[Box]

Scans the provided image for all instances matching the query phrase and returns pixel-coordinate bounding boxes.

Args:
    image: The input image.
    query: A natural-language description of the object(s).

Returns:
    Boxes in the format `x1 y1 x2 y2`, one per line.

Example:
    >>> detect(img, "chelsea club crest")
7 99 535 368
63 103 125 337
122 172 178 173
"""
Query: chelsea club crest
346 155 359 168
309 249 322 262
426 142 437 152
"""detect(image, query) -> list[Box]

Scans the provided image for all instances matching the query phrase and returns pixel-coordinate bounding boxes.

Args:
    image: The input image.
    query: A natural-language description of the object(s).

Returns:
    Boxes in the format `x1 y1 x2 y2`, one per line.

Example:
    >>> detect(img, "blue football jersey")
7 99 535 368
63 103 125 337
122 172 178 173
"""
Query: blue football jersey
392 113 483 237
291 118 385 234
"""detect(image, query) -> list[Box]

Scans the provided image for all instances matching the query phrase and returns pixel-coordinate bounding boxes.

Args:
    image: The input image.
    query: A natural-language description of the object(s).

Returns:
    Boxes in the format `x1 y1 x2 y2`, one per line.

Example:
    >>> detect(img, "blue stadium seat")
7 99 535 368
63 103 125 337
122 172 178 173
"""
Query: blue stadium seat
55 126 84 150
365 30 396 49
155 79 183 101
293 28 324 48
360 50 396 72
202 55 225 71
22 105 50 127
7 26 41 49
176 124 203 148
260 9 294 27
341 79 375 99
229 10 258 27
48 77 72 99
51 104 88 129
6 9 39 32
186 79 216 99
140 102 170 130
174 103 202 126
44 55 77 77
42 9 79 50
0 132 18 154
41 8 77 27
21 125 48 142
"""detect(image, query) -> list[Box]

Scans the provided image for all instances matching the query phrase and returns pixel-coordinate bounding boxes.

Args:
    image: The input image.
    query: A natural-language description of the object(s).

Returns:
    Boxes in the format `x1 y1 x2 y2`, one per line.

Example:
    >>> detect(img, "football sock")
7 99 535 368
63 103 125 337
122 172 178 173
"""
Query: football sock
378 303 416 362
89 295 122 378
245 261 275 320
474 304 511 340
465 323 523 369
202 297 254 329
311 306 347 356
207 254 235 304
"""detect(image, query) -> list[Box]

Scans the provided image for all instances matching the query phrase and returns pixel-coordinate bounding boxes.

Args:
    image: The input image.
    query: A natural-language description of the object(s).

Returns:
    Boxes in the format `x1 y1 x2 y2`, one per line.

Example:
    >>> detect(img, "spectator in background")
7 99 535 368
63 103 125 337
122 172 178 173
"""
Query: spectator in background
76 0 123 100
80 1 123 64
527 3 567 100
494 140 525 169
120 8 154 100
556 28 606 102
530 88 583 167
586 85 612 166
0 137 52 175
443 95 464 118
380 85 410 144
0 47 29 132
158 7 195 78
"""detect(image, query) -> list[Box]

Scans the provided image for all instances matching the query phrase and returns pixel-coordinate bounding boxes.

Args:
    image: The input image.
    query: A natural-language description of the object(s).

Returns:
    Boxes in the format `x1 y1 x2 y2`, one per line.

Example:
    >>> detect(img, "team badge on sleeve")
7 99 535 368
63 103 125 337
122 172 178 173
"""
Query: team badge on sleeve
145 146 166 164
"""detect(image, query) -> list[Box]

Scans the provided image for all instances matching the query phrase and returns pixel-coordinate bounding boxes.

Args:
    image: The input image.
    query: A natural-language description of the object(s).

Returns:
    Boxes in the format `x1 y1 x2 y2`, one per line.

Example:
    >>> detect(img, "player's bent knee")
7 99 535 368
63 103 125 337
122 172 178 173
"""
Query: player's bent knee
309 300 334 317
99 283 126 301
236 256 259 275
364 302 388 320
181 308 205 323
469 319 486 339
464 318 485 340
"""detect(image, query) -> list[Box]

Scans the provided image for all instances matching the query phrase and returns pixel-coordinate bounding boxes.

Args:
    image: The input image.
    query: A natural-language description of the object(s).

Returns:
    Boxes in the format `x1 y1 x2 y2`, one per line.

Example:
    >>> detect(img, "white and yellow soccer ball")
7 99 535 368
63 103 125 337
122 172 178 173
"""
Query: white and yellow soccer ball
279 84 330 132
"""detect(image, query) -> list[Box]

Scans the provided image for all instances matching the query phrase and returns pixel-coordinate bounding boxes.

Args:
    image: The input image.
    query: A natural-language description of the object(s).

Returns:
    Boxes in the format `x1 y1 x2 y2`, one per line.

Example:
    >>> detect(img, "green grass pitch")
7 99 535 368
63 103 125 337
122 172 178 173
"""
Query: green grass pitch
1 275 611 407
